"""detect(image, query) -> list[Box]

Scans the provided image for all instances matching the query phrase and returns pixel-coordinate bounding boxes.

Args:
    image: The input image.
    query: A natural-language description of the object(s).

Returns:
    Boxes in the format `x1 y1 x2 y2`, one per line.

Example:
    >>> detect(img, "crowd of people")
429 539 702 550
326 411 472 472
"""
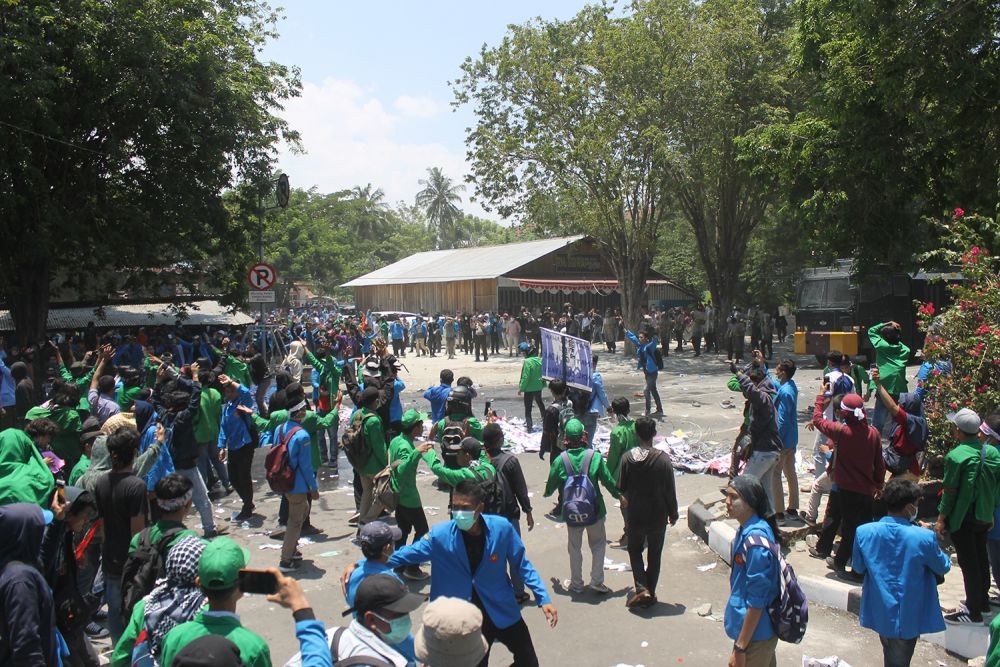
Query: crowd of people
0 304 997 667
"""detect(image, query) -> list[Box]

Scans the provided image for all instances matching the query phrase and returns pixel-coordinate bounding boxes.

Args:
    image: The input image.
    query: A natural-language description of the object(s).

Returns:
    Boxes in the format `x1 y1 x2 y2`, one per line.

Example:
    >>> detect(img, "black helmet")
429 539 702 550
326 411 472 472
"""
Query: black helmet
447 385 473 407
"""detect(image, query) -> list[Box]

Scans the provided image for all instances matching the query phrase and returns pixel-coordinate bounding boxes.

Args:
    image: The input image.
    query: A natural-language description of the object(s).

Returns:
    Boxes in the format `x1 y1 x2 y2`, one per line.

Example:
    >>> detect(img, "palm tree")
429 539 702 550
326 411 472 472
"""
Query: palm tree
350 183 388 241
415 167 465 248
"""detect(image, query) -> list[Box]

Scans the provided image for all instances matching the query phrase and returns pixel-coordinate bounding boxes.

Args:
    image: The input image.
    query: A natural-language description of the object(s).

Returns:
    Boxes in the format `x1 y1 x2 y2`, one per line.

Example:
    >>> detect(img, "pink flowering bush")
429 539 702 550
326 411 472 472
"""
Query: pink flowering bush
918 237 999 464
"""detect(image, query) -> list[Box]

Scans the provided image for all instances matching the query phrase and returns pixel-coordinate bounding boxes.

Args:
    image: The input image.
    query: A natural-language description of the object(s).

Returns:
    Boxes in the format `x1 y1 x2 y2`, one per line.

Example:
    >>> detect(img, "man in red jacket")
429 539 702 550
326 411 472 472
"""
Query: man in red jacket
809 390 886 582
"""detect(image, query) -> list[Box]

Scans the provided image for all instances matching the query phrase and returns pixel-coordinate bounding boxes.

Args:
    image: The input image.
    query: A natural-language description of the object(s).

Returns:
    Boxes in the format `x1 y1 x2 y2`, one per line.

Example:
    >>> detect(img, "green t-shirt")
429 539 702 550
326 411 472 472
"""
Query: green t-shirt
116 385 143 413
607 419 638 483
422 450 496 487
25 405 82 463
939 440 1000 532
68 455 90 486
544 446 620 520
389 433 423 508
160 612 271 667
519 356 545 393
194 387 223 444
128 520 200 555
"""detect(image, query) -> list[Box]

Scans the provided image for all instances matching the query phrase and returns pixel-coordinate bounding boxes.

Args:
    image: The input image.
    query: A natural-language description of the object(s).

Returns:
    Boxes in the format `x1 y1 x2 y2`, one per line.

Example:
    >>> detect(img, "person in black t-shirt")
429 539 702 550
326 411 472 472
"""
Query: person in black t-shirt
618 417 678 609
483 423 534 604
94 425 152 643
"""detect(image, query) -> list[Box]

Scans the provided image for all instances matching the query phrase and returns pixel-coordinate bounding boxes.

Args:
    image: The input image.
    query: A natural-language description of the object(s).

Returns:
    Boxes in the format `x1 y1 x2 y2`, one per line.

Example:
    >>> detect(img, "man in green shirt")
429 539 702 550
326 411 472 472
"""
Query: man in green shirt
194 367 229 495
129 473 200 555
937 408 1000 625
160 536 271 667
607 397 638 548
389 408 434 580
422 436 497 506
544 419 620 594
868 321 911 436
357 387 390 529
428 385 483 471
517 347 546 432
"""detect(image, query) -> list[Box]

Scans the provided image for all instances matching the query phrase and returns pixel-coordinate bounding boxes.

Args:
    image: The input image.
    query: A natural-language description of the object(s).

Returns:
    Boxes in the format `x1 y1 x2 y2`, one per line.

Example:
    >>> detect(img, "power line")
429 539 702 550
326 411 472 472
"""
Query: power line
0 119 108 156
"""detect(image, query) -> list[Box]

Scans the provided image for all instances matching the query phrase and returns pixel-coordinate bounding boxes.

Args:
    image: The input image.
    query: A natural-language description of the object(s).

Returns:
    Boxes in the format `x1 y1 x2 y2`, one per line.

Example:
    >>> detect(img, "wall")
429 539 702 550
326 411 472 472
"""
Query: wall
354 279 497 314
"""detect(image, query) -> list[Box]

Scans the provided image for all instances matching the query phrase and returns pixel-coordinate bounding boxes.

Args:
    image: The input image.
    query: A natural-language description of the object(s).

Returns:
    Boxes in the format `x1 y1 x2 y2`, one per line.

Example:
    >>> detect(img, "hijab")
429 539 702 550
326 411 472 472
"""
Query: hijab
283 341 306 381
0 503 48 570
143 536 207 658
730 474 772 520
133 400 155 434
897 392 929 449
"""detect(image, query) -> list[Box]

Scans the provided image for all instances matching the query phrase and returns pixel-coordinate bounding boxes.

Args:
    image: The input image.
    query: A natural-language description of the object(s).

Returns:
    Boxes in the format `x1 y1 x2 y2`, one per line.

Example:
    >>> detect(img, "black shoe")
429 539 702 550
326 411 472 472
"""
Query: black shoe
300 524 322 537
808 547 828 560
278 560 301 573
234 509 254 522
837 570 864 584
84 621 109 638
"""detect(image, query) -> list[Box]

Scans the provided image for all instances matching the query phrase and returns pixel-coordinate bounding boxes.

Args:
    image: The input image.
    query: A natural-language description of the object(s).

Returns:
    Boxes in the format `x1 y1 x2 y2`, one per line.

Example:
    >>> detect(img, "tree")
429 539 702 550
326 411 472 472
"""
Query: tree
0 0 300 343
415 167 465 249
455 0 794 333
744 0 1000 266
348 184 389 241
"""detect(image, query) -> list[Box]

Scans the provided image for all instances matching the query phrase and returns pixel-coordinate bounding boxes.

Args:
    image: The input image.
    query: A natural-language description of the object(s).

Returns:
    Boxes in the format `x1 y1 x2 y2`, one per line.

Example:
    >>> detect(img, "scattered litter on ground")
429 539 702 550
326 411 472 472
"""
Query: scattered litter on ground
319 550 341 557
697 562 717 572
802 658 852 667
604 557 632 572
640 641 648 648
694 603 713 616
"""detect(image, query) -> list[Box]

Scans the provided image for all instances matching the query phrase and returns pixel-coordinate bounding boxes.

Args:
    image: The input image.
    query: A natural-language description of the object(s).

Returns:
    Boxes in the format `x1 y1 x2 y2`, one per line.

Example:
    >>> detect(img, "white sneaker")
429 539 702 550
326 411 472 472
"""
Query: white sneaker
563 579 585 593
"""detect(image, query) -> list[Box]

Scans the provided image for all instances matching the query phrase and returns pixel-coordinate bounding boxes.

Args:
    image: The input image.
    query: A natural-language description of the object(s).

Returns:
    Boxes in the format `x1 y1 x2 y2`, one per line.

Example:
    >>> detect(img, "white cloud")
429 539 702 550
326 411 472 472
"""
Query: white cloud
275 77 495 219
393 94 442 118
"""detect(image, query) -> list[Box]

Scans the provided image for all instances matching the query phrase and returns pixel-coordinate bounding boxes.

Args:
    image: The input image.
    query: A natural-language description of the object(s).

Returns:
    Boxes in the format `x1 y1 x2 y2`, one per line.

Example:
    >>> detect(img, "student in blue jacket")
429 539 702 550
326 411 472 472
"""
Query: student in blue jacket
724 474 781 667
387 479 558 666
625 328 663 416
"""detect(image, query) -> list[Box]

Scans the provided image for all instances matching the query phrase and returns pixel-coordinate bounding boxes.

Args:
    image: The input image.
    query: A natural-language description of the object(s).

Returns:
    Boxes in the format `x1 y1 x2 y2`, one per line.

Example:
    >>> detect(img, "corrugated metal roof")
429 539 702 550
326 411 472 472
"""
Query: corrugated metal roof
0 300 255 331
341 235 586 287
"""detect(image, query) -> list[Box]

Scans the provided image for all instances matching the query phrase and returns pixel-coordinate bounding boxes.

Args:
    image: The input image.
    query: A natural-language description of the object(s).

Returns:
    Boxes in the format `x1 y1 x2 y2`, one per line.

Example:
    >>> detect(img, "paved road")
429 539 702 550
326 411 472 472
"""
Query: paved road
126 339 962 665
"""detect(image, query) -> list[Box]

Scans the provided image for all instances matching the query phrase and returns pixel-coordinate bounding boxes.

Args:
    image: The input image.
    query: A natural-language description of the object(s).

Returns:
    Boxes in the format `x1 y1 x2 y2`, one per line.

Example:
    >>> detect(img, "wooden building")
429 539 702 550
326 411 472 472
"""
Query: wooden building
342 235 695 314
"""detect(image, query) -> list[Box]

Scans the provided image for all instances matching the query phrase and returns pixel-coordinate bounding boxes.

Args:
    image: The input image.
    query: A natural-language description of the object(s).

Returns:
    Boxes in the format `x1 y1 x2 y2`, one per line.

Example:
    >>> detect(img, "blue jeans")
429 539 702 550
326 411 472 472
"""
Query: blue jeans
643 371 662 414
317 410 339 471
105 574 124 644
582 413 598 449
873 393 891 438
197 440 230 487
175 465 216 532
879 636 916 667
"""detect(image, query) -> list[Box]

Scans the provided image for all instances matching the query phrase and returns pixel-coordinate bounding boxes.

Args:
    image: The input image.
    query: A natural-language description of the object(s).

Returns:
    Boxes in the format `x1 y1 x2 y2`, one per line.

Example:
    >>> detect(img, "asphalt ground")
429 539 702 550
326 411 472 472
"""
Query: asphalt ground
99 337 964 666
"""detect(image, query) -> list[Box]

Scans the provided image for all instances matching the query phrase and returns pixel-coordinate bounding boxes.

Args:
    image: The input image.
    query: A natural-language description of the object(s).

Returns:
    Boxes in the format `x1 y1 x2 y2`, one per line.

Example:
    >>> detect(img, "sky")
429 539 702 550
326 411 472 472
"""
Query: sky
261 1 589 220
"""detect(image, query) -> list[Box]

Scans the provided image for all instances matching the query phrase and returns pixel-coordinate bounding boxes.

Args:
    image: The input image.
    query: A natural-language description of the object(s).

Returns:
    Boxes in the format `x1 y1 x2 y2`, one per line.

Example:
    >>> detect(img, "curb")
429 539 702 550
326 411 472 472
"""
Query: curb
697 518 990 660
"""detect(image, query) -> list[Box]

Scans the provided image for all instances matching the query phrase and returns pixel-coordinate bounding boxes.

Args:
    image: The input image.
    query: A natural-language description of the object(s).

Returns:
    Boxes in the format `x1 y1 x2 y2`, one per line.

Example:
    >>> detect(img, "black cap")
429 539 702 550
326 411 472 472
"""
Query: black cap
344 573 425 618
171 635 244 667
459 437 482 457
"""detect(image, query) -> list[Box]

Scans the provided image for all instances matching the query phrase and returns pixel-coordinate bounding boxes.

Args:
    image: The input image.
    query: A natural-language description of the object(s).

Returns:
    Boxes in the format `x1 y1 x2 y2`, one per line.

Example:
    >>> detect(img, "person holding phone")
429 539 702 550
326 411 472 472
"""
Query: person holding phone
160 537 271 667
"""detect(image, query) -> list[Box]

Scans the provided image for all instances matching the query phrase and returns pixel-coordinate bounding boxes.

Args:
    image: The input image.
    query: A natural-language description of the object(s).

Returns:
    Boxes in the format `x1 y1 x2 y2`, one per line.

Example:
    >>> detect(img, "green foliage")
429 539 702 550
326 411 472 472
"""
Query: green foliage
454 0 796 330
744 0 1000 267
0 0 300 340
415 167 466 249
917 241 1000 464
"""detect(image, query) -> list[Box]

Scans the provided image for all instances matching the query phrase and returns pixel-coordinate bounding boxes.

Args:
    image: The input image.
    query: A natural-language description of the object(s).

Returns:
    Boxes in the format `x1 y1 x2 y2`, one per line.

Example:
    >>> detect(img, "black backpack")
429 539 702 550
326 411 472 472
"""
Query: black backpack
441 417 471 452
490 452 518 517
653 347 665 370
472 462 506 516
121 526 185 622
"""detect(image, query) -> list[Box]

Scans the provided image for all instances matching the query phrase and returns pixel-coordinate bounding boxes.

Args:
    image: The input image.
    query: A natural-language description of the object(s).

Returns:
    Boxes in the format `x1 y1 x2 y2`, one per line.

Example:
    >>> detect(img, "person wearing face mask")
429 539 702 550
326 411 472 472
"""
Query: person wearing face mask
386 479 557 667
330 574 425 667
851 478 950 667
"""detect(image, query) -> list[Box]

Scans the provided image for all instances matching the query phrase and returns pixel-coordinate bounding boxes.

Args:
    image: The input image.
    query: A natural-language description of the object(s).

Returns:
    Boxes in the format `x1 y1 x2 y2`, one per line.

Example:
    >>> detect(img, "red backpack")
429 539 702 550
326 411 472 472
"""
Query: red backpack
265 425 304 493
